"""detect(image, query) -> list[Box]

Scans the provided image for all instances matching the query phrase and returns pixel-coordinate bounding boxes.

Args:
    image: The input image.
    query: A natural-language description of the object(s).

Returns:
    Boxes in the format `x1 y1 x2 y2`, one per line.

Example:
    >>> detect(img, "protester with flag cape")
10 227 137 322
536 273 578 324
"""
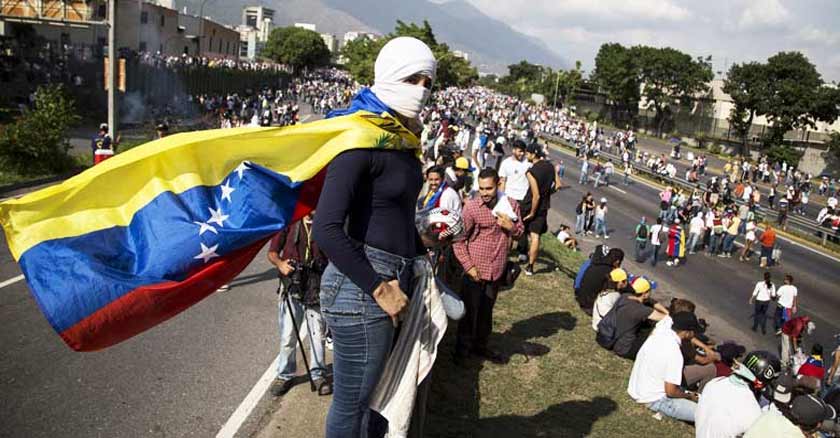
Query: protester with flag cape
312 36 437 438
666 218 687 267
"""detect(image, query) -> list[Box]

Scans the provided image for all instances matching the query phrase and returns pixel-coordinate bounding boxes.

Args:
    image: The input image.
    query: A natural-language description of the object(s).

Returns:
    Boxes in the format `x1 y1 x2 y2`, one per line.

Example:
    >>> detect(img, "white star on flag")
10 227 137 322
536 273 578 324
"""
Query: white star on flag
234 161 250 180
207 207 229 227
220 179 235 203
194 242 219 263
193 221 218 236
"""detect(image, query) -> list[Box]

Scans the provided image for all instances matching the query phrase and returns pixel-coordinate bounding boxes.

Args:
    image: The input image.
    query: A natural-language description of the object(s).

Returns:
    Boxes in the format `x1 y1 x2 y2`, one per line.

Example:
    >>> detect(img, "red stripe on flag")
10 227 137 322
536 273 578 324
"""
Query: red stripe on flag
291 169 325 222
59 237 270 352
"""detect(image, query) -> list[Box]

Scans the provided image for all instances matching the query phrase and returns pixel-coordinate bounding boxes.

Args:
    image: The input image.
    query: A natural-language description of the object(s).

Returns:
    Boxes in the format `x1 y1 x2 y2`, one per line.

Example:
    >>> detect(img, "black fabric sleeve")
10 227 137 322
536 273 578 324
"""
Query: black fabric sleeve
312 151 382 296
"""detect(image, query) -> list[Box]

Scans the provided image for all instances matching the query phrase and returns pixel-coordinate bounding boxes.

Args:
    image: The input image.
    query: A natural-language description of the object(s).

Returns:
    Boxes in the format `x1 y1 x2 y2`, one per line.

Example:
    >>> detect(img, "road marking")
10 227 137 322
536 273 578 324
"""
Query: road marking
0 274 24 289
609 186 627 194
216 354 280 438
300 114 312 123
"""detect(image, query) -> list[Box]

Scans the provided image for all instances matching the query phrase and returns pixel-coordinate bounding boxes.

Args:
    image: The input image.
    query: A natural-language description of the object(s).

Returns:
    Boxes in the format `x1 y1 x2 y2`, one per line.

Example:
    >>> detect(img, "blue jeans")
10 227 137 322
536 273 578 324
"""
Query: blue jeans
595 218 607 237
558 166 565 178
651 244 661 266
634 239 646 262
575 214 585 234
723 234 738 254
277 289 327 380
647 396 697 422
708 234 721 255
320 245 413 438
579 168 588 184
686 232 701 253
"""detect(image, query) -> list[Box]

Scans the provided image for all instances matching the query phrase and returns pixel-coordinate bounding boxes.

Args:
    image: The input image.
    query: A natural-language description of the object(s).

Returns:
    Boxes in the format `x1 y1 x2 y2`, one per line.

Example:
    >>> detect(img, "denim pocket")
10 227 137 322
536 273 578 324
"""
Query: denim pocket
319 263 344 309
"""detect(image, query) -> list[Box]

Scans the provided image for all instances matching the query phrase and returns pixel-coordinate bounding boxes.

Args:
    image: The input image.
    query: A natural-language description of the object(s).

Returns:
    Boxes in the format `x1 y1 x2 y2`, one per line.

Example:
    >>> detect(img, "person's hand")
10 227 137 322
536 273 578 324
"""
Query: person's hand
276 260 295 276
373 280 409 326
687 391 699 402
496 214 514 231
466 267 480 282
522 213 534 223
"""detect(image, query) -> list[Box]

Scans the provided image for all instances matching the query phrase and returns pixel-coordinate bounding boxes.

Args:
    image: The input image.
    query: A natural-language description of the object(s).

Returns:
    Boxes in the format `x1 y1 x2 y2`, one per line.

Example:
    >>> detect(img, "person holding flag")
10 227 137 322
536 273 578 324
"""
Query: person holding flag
665 218 686 267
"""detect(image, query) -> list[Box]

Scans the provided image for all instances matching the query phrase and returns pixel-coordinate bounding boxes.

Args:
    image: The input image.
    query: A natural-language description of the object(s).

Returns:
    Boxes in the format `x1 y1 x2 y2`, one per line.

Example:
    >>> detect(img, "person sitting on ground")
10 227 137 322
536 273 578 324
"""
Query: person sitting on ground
555 224 578 250
695 362 763 438
627 312 703 423
714 342 747 378
654 298 719 392
576 246 624 314
745 393 835 438
599 277 668 359
591 268 632 331
797 344 826 383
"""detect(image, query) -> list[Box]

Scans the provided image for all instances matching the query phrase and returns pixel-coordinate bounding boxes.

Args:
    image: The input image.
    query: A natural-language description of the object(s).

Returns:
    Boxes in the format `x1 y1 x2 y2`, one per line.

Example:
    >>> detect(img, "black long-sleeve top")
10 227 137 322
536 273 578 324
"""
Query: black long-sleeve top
312 149 424 295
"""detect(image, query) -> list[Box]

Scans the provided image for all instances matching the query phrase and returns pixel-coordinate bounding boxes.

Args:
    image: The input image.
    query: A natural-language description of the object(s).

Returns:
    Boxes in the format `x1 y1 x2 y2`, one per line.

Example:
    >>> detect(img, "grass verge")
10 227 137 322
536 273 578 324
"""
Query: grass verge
424 236 693 437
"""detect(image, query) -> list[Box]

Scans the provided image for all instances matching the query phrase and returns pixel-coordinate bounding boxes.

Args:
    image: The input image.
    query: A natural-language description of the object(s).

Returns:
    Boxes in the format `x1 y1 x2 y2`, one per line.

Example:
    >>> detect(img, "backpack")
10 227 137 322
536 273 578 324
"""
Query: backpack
596 295 628 350
637 225 648 239
576 201 584 215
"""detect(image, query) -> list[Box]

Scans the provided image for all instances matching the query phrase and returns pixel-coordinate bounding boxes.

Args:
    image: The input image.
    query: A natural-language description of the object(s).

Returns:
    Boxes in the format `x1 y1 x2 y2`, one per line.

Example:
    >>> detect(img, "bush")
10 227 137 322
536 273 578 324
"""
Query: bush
0 84 80 176
765 144 803 167
709 143 722 154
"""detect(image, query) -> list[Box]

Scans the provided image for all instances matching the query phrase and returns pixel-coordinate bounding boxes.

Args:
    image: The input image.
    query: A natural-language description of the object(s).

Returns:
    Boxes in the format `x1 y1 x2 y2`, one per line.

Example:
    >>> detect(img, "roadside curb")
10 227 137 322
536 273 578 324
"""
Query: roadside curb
545 141 840 262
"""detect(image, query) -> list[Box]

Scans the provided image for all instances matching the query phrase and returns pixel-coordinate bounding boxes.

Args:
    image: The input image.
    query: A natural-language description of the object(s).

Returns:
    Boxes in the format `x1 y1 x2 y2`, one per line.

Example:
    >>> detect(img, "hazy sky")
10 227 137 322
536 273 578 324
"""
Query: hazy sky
462 0 840 82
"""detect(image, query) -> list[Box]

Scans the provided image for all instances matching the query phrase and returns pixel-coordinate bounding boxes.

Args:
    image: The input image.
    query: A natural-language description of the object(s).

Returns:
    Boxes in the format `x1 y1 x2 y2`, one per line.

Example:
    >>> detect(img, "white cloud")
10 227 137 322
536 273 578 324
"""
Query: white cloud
737 0 791 29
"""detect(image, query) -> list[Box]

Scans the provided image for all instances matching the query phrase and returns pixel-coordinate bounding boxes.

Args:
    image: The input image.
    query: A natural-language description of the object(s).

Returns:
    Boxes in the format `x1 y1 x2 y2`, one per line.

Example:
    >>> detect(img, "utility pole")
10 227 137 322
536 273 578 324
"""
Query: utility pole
553 71 561 108
107 0 118 139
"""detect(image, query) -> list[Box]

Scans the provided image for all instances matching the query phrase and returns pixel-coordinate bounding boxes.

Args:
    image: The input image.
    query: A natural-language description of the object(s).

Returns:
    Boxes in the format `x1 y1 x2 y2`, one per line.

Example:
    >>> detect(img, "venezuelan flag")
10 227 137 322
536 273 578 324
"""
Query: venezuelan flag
0 91 419 351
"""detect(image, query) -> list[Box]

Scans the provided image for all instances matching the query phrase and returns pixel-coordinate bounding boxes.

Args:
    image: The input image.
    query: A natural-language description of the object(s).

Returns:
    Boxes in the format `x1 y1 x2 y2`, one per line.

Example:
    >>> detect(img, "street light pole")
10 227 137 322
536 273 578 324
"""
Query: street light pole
198 0 212 56
107 0 118 139
553 70 561 108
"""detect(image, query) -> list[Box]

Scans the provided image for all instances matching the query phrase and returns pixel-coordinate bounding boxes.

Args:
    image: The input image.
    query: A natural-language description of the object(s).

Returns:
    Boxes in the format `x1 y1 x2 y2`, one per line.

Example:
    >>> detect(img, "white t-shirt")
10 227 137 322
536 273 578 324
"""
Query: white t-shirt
776 285 798 309
498 156 532 201
627 329 684 404
556 230 570 243
437 187 462 215
690 216 705 235
592 291 620 331
696 376 762 438
650 224 664 246
751 281 776 302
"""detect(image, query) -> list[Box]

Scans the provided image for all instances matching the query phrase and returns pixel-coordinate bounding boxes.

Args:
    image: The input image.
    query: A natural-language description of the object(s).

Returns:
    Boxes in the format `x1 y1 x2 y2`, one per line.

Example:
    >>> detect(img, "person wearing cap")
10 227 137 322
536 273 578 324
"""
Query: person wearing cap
520 142 560 276
609 276 668 359
312 37 436 438
745 393 834 437
91 123 114 165
594 197 609 239
591 268 631 331
695 363 763 438
498 139 532 202
445 156 474 197
628 311 702 422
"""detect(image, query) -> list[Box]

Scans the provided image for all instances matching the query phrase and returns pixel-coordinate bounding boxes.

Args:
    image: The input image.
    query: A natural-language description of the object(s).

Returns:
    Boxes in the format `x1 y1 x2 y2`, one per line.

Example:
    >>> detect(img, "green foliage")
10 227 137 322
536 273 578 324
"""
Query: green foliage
339 20 477 88
765 144 803 167
0 84 80 176
826 131 840 164
263 26 331 73
723 62 767 152
592 43 641 112
485 60 581 107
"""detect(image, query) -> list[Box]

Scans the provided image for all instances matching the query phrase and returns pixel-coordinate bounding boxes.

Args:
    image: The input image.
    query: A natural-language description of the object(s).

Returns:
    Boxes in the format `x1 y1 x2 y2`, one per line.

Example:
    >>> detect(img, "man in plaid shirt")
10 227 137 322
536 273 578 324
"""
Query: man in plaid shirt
453 168 524 364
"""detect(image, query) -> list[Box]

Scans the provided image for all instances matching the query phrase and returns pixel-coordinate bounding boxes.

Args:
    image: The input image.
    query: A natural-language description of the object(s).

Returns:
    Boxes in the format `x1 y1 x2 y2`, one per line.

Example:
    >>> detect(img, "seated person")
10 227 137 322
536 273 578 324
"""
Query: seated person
601 277 668 359
556 224 578 250
628 312 703 422
576 246 624 314
592 268 630 331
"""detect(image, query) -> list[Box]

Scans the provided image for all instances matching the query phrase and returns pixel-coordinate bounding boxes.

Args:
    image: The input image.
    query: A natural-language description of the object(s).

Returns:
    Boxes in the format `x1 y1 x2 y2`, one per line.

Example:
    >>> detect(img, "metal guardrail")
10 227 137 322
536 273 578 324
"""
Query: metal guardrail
539 133 840 249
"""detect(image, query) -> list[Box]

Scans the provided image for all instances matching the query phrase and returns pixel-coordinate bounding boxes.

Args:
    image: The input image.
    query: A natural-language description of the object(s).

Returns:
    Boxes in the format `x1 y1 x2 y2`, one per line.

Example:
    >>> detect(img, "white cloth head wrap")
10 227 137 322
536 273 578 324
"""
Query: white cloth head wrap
370 37 437 119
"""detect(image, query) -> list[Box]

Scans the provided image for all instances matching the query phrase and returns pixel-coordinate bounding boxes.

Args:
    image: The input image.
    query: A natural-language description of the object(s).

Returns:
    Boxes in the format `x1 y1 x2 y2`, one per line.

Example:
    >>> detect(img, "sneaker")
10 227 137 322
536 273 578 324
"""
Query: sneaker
604 235 610 239
666 261 673 267
524 265 535 276
270 378 293 397
216 284 230 292
717 254 726 258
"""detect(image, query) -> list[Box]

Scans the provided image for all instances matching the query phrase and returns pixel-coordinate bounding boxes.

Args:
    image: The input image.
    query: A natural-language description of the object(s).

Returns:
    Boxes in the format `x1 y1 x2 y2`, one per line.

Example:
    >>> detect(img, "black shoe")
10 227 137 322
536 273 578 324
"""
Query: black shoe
474 347 506 364
270 378 293 397
524 265 535 276
314 377 332 396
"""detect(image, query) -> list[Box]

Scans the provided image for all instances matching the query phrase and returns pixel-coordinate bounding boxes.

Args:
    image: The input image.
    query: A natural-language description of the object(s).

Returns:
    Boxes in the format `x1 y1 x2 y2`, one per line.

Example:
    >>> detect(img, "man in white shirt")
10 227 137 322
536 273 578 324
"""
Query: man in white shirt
498 140 532 201
418 166 462 214
628 311 700 422
649 218 665 267
774 274 798 333
695 364 762 438
688 213 705 254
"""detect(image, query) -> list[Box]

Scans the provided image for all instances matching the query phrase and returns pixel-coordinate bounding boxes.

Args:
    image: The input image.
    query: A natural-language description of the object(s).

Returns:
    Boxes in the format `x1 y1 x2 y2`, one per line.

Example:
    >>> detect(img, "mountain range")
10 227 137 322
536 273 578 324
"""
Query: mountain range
171 0 567 74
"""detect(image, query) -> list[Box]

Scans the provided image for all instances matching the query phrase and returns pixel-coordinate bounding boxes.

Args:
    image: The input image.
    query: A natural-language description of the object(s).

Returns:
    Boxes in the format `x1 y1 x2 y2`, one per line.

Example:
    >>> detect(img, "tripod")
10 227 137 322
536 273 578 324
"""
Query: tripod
279 282 319 392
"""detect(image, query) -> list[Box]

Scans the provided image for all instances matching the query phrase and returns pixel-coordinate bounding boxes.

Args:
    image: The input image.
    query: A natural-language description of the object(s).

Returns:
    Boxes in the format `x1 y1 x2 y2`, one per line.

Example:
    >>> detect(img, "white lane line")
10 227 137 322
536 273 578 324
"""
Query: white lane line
216 354 280 438
609 186 627 194
0 274 24 289
300 114 313 123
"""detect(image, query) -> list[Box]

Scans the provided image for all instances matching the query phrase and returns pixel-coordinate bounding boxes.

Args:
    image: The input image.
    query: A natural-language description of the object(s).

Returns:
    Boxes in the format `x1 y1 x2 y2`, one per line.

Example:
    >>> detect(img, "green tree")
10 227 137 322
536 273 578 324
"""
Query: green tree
633 46 713 136
0 84 80 175
263 26 331 74
339 20 478 88
723 62 768 155
759 52 829 148
592 43 641 122
554 60 583 107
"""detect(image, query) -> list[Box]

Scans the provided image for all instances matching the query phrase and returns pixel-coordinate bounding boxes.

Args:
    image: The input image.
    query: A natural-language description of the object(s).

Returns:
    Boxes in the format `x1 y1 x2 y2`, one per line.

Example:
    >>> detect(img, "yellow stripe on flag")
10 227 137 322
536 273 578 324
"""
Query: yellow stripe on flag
0 111 418 260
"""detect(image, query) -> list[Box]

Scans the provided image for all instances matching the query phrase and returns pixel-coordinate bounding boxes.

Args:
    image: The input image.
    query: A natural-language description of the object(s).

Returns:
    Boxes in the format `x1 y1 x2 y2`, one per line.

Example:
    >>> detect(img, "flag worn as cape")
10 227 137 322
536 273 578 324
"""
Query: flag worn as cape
667 225 685 258
0 89 419 351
